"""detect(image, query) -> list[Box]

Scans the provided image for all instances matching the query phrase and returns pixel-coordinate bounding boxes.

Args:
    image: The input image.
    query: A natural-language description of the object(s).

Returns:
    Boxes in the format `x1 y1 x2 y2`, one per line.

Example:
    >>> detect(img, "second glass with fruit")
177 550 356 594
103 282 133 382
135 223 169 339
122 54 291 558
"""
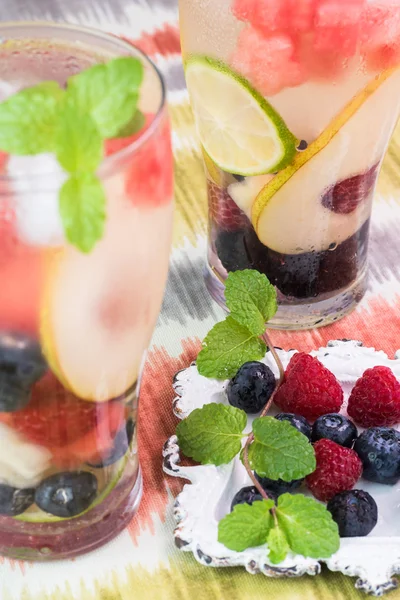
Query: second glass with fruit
0 23 173 560
179 0 400 329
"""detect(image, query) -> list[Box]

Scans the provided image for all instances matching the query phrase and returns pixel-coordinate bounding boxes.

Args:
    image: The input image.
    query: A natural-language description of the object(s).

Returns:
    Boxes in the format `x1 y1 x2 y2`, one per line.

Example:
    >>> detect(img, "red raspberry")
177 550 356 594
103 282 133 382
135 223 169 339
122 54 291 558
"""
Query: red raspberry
0 372 125 465
347 366 400 427
306 439 363 502
274 353 343 421
321 164 379 215
208 182 249 231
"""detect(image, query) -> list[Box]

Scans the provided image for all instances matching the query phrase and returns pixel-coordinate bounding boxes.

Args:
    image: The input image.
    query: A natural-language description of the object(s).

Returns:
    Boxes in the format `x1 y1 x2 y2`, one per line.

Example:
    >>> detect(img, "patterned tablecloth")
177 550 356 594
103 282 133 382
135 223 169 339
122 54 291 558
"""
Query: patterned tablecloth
2 0 400 598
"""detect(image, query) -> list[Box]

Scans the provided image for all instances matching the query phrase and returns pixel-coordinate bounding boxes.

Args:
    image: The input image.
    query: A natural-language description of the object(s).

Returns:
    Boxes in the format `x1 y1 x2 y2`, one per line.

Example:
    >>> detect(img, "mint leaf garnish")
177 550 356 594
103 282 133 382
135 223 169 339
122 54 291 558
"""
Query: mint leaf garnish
197 317 267 380
267 525 290 564
247 418 316 481
218 500 274 552
0 56 146 253
59 172 106 253
276 494 340 559
176 404 247 466
68 57 144 138
0 81 63 154
225 270 278 336
55 101 103 173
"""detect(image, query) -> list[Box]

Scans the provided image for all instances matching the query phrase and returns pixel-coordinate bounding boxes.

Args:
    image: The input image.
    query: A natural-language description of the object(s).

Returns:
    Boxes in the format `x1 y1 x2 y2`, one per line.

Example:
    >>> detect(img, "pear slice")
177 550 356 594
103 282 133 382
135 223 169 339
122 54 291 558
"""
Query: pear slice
252 67 400 255
41 180 172 402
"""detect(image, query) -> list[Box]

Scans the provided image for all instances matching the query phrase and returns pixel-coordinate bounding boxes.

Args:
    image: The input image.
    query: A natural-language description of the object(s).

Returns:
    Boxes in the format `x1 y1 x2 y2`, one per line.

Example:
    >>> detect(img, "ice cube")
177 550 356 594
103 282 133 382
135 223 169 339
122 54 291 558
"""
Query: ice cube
8 154 67 247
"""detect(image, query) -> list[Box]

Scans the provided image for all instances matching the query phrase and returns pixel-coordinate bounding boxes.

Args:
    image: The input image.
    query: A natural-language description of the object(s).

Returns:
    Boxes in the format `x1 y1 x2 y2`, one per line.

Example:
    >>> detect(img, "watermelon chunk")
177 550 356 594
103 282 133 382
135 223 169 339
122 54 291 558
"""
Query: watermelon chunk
314 1 364 58
232 27 306 95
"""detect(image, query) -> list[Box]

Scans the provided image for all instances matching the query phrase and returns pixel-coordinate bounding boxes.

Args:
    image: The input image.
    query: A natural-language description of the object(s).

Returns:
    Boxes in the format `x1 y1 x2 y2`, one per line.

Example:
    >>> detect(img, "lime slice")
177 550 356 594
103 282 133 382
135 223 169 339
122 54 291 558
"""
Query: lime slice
185 56 298 177
14 455 128 523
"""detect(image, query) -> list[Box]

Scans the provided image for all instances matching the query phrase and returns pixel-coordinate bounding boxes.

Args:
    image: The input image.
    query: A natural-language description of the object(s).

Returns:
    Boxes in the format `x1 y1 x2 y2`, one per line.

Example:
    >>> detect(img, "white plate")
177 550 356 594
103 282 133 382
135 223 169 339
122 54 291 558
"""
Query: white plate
162 340 400 597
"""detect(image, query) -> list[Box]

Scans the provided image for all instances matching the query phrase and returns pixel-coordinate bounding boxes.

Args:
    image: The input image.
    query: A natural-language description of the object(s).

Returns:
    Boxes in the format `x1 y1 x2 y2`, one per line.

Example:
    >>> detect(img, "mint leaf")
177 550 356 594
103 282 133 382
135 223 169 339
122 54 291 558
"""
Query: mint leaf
176 403 246 466
59 172 106 253
117 109 145 138
225 270 278 335
197 317 267 379
218 500 274 552
276 494 340 559
267 526 290 564
247 418 316 481
0 81 63 154
68 57 144 138
55 101 103 173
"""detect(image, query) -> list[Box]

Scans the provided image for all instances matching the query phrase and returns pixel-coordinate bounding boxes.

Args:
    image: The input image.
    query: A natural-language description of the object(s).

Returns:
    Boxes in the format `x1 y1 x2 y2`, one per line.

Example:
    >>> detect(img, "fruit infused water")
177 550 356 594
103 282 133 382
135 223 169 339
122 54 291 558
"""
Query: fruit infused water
0 23 173 560
179 0 400 328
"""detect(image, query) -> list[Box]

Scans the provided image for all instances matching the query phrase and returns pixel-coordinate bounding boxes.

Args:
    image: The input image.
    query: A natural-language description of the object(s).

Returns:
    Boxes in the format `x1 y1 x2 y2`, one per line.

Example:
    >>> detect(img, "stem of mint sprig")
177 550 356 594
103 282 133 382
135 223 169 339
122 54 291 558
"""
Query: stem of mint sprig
0 57 144 253
176 270 340 564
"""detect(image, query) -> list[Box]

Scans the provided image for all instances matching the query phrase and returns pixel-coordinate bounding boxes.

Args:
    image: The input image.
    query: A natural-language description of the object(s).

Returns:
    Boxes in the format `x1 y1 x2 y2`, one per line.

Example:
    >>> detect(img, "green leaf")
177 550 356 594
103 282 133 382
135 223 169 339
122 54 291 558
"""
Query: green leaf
196 317 267 380
68 56 144 138
55 100 103 173
59 172 106 253
0 81 64 154
276 494 340 559
176 403 247 466
247 418 316 481
218 500 274 552
225 270 278 335
267 526 290 564
116 109 145 138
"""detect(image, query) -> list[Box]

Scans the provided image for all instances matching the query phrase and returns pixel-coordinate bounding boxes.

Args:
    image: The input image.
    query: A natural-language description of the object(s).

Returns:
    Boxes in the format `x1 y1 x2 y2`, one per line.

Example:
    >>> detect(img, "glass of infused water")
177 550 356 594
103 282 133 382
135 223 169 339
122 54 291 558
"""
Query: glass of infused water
0 22 173 559
179 0 400 329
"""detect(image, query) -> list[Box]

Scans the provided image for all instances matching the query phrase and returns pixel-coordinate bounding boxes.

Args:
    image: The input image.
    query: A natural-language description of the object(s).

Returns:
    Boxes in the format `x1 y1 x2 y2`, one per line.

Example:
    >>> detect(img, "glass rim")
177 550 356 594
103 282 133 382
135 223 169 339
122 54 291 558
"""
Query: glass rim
0 20 167 181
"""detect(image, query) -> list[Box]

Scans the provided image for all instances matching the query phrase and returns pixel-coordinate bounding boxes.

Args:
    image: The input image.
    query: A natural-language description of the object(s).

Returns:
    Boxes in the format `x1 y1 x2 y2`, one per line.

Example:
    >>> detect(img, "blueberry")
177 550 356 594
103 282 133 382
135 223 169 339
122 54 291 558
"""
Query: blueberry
327 490 378 537
255 472 303 497
312 413 358 448
87 418 135 468
227 362 276 414
35 472 98 518
275 413 312 440
0 332 47 412
354 427 400 485
230 486 263 511
0 484 35 516
215 229 255 273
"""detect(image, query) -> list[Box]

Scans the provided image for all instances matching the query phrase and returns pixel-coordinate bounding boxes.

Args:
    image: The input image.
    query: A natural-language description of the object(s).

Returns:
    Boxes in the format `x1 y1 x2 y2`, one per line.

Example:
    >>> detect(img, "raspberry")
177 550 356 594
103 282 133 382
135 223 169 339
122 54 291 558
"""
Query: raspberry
321 164 379 215
208 182 249 231
274 353 344 421
0 372 125 465
306 439 363 501
347 366 400 427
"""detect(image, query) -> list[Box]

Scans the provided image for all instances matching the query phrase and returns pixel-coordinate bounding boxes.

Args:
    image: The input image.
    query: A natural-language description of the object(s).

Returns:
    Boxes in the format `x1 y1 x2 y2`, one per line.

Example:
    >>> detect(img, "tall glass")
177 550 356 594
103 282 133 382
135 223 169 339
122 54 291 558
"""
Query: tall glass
179 0 400 329
0 22 173 559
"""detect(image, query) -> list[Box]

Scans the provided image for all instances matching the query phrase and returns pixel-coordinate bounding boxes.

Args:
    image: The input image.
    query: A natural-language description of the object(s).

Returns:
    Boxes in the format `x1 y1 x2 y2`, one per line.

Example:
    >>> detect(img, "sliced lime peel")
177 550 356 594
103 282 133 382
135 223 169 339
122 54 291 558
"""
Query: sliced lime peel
185 55 298 177
14 454 129 523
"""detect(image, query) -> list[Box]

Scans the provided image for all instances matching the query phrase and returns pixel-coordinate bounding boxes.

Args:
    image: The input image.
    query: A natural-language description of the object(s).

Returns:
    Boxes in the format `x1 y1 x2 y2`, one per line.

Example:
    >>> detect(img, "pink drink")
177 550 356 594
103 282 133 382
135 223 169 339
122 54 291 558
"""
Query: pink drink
0 23 173 559
179 0 400 329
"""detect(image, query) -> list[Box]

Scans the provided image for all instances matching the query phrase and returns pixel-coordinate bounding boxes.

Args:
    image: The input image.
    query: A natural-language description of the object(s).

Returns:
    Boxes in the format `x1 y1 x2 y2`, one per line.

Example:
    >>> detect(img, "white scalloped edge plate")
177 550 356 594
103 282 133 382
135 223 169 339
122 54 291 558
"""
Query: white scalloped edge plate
162 340 400 597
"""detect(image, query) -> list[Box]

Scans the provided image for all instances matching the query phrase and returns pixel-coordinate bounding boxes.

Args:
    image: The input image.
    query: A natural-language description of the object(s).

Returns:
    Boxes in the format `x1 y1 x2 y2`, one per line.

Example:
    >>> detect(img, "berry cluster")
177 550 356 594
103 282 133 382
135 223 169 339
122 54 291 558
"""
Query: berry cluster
229 353 400 538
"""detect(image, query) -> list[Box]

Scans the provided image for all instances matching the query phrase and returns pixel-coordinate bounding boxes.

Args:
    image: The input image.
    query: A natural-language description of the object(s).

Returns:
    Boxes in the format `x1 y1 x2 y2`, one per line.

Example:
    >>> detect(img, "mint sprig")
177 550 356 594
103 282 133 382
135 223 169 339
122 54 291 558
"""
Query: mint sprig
218 494 340 564
176 408 315 479
174 270 341 565
197 270 277 379
0 56 144 253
